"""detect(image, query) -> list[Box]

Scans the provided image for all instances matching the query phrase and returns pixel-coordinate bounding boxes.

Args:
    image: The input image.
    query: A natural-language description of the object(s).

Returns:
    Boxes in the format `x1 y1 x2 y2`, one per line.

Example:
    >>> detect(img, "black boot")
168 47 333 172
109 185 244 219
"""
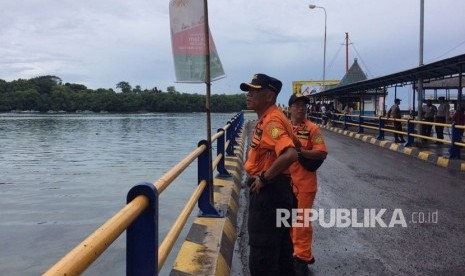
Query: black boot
293 256 310 276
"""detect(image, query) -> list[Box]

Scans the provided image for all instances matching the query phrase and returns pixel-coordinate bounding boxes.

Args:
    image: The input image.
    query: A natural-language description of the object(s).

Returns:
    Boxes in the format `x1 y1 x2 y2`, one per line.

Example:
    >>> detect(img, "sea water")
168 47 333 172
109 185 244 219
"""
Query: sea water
0 112 237 275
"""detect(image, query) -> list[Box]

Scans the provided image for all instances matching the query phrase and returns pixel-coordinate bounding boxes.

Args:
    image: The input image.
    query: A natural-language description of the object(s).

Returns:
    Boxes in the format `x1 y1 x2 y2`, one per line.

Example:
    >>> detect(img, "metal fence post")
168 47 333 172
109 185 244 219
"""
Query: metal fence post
449 123 461 159
405 119 415 147
239 111 244 128
377 117 385 140
216 128 231 177
225 112 243 156
226 120 235 156
197 140 223 218
358 115 364 133
343 115 348 130
126 182 158 276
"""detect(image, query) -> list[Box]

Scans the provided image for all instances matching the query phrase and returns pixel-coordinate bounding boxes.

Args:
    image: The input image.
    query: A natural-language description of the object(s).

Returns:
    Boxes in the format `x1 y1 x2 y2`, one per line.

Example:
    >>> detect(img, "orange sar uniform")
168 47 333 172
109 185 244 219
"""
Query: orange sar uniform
245 104 295 175
289 119 328 263
245 104 296 275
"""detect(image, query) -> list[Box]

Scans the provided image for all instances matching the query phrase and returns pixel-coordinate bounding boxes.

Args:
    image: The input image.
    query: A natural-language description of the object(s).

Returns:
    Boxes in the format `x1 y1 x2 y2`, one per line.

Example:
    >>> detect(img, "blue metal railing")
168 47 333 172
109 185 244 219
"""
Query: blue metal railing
308 111 465 159
44 111 244 276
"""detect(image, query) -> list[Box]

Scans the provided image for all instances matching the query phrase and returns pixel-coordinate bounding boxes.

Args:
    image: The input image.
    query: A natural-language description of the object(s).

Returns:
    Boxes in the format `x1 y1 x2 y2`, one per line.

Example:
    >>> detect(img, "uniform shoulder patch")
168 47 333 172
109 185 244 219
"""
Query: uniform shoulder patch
313 134 324 144
270 127 280 139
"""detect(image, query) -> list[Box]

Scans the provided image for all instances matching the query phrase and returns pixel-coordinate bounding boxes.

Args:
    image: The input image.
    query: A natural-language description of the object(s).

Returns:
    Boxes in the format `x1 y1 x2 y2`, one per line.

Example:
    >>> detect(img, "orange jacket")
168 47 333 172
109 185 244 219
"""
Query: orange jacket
289 120 328 193
245 105 295 176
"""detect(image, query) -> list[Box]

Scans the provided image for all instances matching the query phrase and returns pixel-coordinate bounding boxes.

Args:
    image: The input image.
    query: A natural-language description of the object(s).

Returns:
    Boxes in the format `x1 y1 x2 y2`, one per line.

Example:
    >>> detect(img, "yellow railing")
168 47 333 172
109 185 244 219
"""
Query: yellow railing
43 112 244 275
309 111 465 158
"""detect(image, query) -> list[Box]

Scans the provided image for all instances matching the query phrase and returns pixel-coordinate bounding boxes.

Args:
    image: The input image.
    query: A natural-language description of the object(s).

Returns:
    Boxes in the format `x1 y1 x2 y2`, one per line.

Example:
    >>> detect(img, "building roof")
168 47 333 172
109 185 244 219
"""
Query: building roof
339 58 367 86
314 53 465 97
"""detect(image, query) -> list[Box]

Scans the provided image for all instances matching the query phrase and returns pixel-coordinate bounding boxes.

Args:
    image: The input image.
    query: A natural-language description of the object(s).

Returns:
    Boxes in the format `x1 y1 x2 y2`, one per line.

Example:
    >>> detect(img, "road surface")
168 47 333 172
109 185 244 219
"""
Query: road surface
233 127 465 276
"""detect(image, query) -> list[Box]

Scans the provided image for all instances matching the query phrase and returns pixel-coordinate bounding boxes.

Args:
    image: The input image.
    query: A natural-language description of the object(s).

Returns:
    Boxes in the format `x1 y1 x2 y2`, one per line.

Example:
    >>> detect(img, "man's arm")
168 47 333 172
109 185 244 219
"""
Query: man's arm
263 147 297 180
299 148 327 160
250 147 297 193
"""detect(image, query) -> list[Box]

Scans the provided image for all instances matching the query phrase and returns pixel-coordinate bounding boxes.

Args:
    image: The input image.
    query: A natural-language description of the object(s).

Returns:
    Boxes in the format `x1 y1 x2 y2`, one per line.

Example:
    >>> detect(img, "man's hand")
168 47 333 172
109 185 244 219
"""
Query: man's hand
250 176 265 194
293 136 302 149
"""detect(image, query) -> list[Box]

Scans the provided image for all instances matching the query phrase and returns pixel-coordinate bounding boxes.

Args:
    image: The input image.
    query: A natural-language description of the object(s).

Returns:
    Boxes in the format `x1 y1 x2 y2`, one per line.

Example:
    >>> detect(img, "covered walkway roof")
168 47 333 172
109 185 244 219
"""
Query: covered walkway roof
315 53 465 97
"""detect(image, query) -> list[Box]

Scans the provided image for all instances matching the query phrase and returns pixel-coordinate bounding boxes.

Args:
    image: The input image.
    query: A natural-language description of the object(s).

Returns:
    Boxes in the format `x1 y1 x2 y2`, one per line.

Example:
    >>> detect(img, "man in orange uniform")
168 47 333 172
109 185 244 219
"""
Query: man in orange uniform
241 73 298 276
288 94 328 276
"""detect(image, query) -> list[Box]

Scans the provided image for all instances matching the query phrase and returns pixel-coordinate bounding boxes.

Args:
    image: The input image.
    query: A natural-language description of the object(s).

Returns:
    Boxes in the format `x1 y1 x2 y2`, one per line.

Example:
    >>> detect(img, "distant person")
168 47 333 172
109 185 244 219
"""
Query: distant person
241 73 297 276
435 97 450 141
343 104 350 114
387 98 405 143
321 104 329 125
452 106 465 141
288 93 328 276
422 99 437 138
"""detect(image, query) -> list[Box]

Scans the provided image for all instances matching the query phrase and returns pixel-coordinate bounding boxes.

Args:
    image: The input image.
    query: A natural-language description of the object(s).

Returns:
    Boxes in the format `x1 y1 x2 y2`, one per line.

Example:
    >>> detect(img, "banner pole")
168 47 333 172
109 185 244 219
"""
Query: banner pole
203 0 214 203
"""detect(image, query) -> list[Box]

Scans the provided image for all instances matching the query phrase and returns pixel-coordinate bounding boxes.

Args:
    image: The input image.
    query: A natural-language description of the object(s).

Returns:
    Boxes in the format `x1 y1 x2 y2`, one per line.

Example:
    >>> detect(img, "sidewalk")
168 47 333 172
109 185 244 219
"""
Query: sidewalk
316 121 465 172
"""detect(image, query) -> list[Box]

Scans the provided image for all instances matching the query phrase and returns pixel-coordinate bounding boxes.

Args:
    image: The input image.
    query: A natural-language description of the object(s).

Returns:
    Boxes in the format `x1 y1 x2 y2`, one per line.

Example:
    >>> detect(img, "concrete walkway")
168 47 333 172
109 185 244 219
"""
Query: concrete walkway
233 120 465 276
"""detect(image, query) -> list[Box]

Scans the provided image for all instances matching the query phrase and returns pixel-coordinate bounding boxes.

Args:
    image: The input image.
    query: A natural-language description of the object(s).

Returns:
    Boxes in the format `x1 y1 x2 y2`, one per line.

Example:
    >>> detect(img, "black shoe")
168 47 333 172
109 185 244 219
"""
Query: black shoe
293 256 313 276
308 257 315 265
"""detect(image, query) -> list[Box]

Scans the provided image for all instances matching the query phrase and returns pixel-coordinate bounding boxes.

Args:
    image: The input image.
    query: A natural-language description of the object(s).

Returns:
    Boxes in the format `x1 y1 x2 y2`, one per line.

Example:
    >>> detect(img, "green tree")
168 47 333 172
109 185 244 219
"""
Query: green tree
133 85 142 93
167 86 177 94
31 75 62 94
65 82 87 93
50 86 72 111
116 81 132 93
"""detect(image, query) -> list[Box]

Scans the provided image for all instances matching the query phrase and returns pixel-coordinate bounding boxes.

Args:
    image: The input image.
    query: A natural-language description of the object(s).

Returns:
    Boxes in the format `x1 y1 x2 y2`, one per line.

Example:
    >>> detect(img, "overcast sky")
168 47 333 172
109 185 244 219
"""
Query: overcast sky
1 0 464 106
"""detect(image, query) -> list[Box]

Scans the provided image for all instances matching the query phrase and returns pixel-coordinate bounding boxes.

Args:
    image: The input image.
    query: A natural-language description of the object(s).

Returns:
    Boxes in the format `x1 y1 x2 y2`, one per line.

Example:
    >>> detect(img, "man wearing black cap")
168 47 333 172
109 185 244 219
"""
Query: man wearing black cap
288 93 327 276
435 97 450 141
422 99 437 138
241 73 298 276
387 98 405 143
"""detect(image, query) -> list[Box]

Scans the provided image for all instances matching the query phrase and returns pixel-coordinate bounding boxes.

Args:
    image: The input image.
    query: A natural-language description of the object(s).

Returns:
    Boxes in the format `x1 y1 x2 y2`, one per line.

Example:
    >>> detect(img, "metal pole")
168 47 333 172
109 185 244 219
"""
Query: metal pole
459 65 463 122
323 7 327 89
203 0 213 203
383 87 387 116
345 32 349 73
412 82 416 119
417 0 424 136
309 5 327 89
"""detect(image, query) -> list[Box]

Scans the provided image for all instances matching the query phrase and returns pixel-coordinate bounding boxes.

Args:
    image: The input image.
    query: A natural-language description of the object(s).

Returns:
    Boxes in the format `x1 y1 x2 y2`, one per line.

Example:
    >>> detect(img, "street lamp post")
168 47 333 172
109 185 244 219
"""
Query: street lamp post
309 4 327 89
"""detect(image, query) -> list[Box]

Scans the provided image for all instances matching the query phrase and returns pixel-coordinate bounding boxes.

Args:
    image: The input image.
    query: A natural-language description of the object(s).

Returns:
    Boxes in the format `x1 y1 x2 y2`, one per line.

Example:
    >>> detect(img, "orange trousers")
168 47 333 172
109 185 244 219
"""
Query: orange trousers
291 191 316 262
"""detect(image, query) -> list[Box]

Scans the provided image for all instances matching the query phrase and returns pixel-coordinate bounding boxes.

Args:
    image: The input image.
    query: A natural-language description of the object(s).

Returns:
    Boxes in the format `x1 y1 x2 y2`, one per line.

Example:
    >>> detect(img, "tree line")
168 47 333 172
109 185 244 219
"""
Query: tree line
0 75 246 113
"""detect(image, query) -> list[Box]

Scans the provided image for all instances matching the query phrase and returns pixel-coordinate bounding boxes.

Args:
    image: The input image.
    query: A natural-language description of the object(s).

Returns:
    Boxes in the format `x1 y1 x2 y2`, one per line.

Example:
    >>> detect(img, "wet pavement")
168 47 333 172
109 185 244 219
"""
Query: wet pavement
329 121 465 161
233 126 465 276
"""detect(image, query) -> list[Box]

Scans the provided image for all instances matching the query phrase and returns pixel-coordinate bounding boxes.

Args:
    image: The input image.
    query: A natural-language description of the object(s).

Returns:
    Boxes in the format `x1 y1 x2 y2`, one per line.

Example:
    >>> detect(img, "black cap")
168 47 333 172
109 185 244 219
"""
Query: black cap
395 98 401 102
289 93 310 106
240 73 282 94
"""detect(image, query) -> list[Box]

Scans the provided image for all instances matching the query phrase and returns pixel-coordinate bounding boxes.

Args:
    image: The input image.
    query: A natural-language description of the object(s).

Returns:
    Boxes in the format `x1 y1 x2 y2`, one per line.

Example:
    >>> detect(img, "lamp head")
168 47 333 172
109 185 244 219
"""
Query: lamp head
309 4 316 9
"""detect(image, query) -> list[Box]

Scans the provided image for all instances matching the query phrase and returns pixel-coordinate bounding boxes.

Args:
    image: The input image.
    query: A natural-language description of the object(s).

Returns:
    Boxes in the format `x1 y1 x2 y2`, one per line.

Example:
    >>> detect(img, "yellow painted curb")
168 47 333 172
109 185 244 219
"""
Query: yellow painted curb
171 123 246 275
390 144 399 151
379 141 389 147
403 148 413 155
215 253 230 276
172 241 206 274
437 157 449 168
418 151 431 161
319 123 464 172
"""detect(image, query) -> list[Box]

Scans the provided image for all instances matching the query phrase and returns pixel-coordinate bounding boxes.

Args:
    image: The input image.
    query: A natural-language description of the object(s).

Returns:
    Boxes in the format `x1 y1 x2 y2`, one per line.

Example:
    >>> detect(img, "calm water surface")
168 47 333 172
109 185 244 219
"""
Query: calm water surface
0 112 239 275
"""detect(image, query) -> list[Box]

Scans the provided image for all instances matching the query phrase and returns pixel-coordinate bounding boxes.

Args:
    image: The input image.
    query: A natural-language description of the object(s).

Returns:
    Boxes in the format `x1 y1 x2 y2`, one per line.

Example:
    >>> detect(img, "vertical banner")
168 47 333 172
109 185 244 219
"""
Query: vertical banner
169 0 225 82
